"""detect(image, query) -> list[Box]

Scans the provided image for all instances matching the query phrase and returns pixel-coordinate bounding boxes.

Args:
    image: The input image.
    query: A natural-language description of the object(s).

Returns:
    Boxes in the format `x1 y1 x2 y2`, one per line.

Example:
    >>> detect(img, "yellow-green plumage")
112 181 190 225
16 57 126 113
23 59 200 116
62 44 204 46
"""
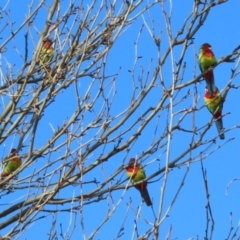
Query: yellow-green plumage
39 38 54 65
126 163 146 182
1 149 22 177
126 158 152 206
204 87 224 139
199 43 217 98
199 46 217 72
204 91 222 113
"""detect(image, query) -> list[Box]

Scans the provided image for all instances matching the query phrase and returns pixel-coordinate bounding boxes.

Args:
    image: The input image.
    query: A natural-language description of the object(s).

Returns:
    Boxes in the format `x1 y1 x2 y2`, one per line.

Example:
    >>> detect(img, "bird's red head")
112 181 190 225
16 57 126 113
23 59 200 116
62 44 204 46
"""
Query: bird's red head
10 148 17 156
129 158 136 163
205 87 219 98
201 43 212 50
10 148 17 153
43 38 53 48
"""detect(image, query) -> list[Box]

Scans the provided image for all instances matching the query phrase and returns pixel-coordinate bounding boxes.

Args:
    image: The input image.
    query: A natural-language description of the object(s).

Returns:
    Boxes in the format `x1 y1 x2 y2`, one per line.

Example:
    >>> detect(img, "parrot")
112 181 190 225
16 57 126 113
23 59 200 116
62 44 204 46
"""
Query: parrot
1 148 22 178
199 43 217 98
126 158 152 206
204 87 225 140
39 38 54 71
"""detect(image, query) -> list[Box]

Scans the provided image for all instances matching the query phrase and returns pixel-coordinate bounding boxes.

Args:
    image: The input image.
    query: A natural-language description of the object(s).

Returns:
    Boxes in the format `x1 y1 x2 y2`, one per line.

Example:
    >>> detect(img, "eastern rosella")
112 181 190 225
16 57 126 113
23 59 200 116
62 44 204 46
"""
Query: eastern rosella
204 87 225 139
1 148 22 177
126 158 152 206
39 38 54 71
199 43 217 98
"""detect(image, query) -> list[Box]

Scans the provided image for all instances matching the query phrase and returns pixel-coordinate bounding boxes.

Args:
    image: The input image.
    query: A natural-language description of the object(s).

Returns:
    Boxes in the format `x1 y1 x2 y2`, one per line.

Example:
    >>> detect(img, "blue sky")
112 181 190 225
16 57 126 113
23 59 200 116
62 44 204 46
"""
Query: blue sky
0 0 240 239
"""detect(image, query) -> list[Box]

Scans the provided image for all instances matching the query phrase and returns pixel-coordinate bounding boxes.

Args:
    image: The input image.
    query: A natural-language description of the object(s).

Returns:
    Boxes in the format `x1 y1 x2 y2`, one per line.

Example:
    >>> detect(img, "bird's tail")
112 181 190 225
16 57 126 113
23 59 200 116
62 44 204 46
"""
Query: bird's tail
215 118 225 140
206 72 216 98
140 188 152 206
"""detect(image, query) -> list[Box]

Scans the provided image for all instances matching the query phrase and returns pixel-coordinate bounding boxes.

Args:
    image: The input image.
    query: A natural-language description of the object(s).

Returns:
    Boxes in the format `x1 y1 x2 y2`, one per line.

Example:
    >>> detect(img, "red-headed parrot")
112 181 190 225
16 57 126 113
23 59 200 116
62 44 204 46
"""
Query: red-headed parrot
204 87 225 139
1 148 22 177
199 43 217 98
126 158 152 206
39 38 54 71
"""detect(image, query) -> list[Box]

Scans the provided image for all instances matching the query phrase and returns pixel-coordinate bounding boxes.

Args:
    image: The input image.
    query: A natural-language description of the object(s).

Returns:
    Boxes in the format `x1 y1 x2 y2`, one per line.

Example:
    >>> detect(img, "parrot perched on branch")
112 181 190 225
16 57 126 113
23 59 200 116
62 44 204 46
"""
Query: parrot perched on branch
126 158 152 206
39 38 54 71
204 87 225 140
199 43 217 98
1 148 22 178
